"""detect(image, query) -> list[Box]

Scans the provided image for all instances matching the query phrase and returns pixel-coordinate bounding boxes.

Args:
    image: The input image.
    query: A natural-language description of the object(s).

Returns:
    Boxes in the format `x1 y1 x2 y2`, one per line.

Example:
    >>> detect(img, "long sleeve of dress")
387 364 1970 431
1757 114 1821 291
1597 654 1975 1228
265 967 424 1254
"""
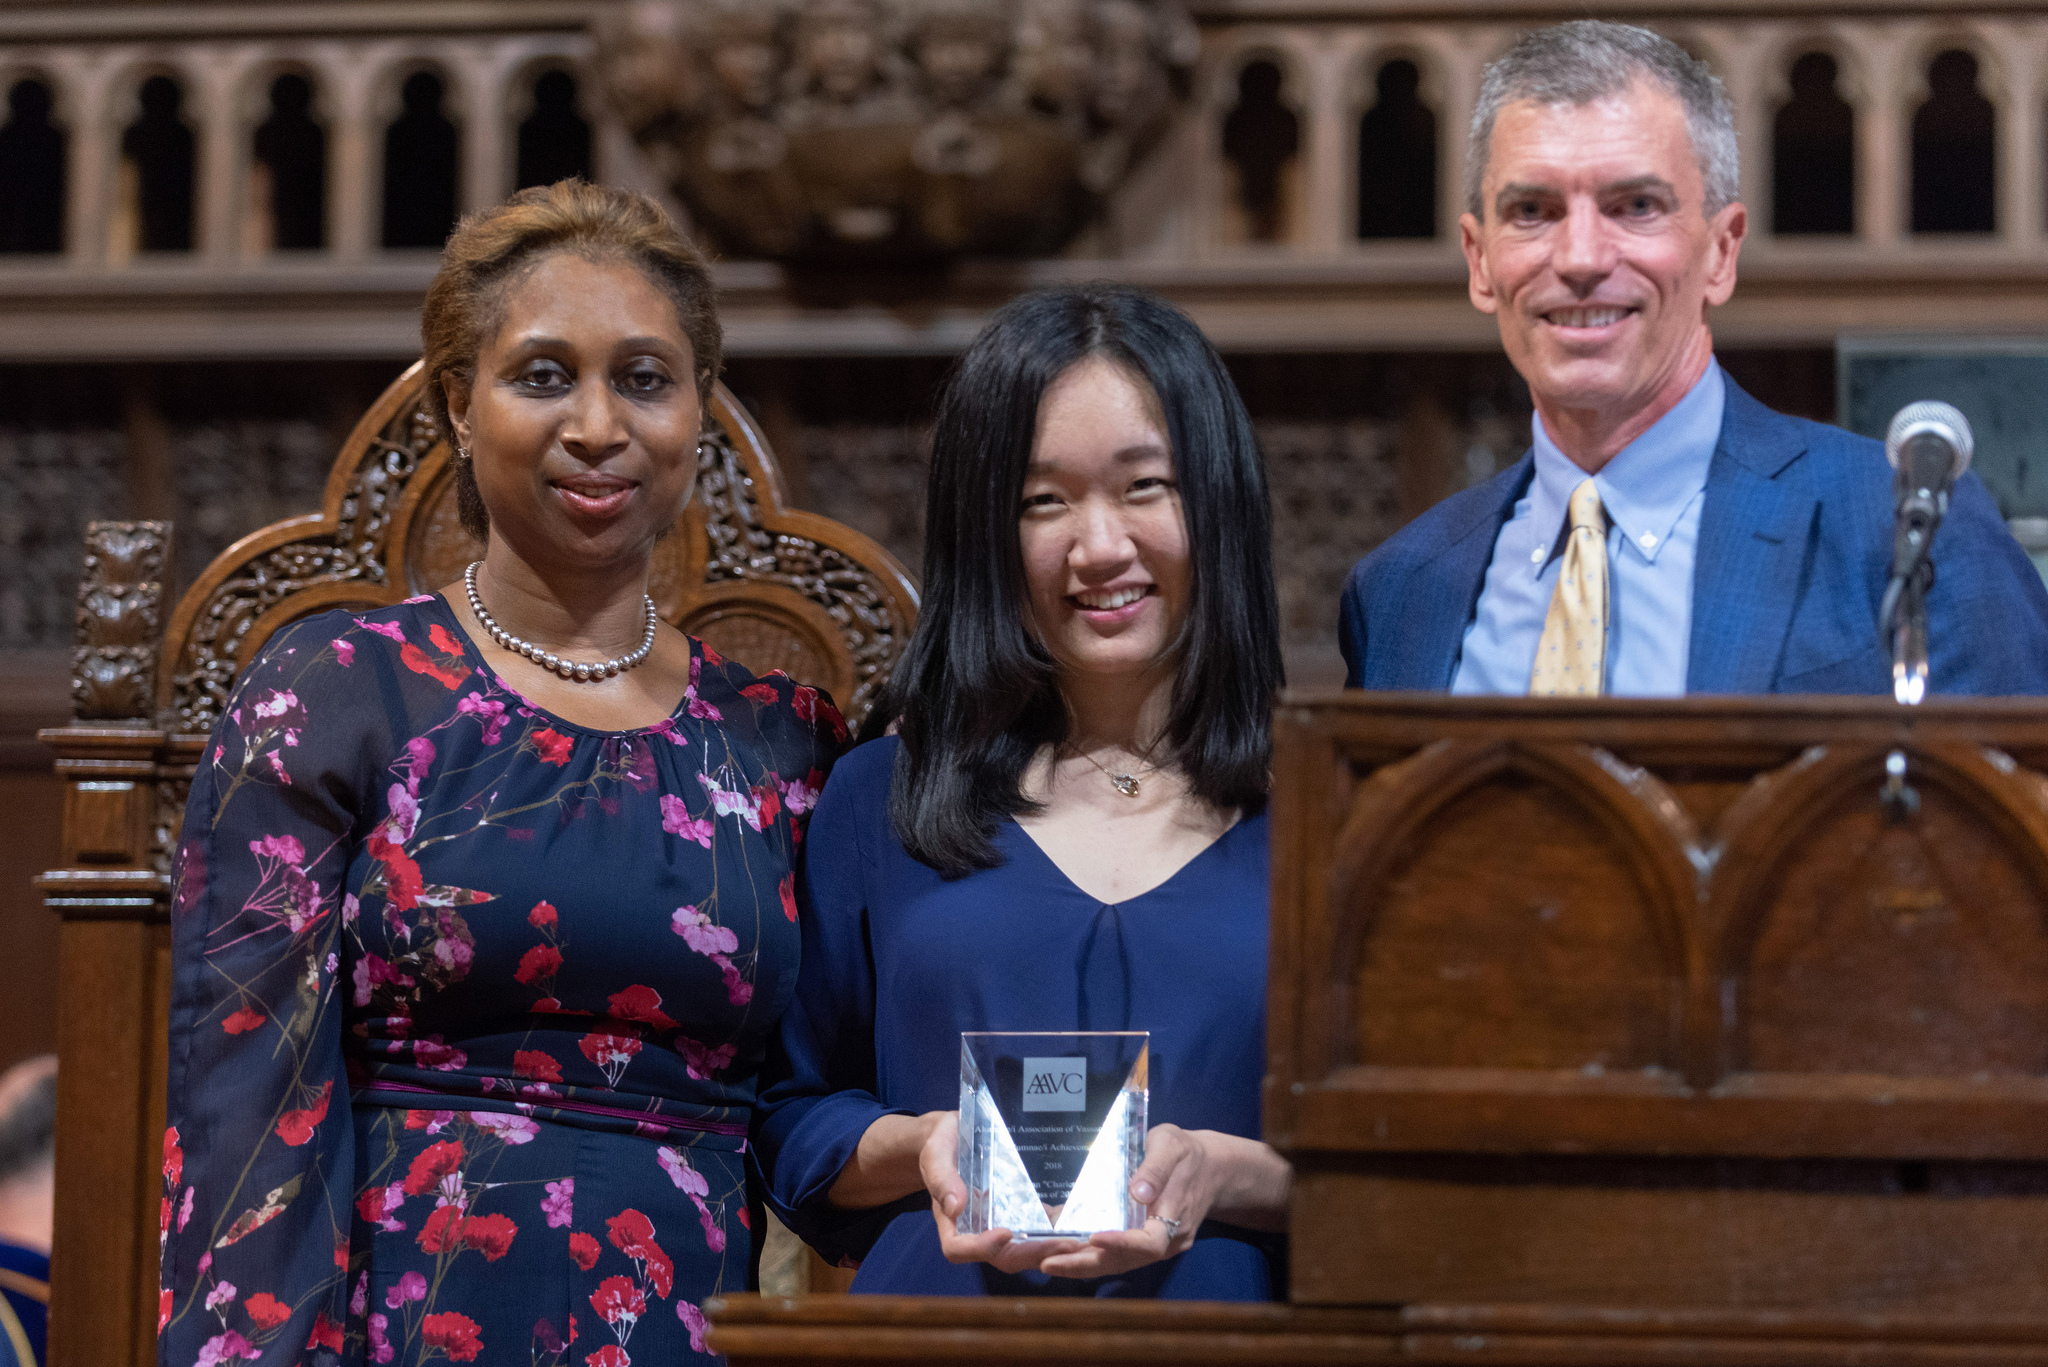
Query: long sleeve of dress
754 745 917 1266
160 615 384 1367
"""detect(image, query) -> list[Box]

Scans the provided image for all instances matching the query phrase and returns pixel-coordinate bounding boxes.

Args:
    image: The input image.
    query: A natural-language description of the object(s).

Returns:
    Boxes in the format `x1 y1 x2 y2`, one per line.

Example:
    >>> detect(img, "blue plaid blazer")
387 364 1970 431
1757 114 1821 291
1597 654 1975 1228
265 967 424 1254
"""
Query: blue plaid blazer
1338 379 2048 695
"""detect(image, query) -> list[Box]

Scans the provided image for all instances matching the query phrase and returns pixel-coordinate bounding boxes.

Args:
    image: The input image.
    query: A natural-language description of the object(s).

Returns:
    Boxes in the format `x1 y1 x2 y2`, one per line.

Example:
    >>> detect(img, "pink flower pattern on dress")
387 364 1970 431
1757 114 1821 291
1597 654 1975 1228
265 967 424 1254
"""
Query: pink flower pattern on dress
161 602 836 1367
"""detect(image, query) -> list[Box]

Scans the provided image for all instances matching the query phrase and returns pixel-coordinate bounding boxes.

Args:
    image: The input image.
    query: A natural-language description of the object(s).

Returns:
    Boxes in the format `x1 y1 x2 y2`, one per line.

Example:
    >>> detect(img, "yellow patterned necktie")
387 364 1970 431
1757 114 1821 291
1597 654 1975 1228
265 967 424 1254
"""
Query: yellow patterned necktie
1528 478 1609 697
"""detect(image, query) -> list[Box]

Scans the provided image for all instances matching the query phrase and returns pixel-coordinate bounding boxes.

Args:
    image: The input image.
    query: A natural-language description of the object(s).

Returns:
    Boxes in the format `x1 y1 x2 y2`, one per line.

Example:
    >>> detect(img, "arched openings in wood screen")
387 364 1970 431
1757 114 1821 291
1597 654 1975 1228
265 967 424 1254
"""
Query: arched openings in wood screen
1357 56 1437 241
1220 55 1299 245
252 70 327 251
121 72 197 253
0 74 65 253
1912 48 1997 234
515 66 593 192
381 66 460 249
1773 50 1855 235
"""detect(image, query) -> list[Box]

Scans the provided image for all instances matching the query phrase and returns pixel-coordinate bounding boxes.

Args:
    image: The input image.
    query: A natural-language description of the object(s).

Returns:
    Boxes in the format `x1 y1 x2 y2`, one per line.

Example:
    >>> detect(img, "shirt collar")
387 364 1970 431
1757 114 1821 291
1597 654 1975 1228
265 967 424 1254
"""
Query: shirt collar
1527 361 1725 565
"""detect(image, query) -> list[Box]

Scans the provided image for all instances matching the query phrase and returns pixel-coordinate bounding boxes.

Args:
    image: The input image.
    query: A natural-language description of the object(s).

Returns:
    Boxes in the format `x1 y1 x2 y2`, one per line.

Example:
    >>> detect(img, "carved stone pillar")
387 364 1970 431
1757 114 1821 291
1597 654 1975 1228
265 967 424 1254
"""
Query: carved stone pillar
195 50 241 265
1855 25 1908 248
458 40 511 213
1993 19 2042 249
327 46 375 263
64 51 114 269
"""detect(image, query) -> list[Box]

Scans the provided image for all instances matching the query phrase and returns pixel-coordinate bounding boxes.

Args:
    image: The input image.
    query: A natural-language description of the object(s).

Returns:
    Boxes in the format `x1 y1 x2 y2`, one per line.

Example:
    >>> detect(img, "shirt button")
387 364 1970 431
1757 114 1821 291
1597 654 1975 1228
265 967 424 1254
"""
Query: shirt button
1640 532 1658 549
1530 546 1545 563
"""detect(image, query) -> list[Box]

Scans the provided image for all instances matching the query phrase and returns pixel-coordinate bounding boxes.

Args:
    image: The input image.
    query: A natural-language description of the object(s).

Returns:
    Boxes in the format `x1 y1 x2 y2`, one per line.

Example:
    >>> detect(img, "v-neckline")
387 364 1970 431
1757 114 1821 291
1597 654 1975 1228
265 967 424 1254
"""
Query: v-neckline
1008 810 1247 908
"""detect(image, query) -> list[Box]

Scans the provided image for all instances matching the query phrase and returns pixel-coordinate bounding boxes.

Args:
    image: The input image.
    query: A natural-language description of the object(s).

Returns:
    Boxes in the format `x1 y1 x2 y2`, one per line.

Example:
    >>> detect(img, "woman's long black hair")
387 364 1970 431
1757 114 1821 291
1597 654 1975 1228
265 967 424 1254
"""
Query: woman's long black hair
864 284 1283 877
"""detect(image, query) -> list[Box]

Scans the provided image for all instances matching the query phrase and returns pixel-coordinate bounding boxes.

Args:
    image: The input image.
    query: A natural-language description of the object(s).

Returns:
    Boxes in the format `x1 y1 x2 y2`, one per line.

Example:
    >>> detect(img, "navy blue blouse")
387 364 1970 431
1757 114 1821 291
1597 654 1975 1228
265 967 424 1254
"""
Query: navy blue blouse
756 737 1281 1299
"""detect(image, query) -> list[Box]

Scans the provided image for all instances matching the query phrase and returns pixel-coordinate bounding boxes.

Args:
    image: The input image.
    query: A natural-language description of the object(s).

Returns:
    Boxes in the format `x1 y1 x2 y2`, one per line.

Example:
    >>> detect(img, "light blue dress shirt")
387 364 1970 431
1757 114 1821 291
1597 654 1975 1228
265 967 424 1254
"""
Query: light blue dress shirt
1452 361 1725 696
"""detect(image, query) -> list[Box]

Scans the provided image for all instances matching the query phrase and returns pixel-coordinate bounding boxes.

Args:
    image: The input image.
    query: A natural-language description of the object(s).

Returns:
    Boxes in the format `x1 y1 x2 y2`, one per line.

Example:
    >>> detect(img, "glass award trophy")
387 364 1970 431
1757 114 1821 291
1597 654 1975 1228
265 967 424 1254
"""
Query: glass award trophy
956 1031 1148 1238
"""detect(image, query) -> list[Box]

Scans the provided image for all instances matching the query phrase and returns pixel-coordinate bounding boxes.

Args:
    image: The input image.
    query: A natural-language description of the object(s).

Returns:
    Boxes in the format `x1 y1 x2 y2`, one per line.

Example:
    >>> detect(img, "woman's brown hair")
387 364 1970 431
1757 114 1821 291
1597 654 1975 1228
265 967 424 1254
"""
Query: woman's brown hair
420 179 723 537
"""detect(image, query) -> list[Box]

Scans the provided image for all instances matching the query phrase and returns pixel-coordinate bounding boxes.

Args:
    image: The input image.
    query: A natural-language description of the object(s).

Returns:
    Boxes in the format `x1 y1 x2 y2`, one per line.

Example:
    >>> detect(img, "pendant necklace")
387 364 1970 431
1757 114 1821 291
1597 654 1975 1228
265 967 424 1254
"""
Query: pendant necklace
1071 741 1163 799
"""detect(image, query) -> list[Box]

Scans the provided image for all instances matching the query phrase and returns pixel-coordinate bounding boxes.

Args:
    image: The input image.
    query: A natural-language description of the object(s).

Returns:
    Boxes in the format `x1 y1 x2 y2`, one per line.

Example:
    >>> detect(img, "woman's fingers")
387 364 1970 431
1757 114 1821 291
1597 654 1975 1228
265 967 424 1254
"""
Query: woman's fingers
988 1236 1088 1275
918 1112 965 1217
1127 1123 1191 1206
1038 1227 1166 1279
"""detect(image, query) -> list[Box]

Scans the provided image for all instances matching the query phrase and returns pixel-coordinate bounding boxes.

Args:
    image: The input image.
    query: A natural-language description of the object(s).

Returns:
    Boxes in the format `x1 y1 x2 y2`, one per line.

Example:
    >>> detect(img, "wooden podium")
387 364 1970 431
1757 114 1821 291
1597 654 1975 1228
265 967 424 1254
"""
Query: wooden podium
711 692 2048 1364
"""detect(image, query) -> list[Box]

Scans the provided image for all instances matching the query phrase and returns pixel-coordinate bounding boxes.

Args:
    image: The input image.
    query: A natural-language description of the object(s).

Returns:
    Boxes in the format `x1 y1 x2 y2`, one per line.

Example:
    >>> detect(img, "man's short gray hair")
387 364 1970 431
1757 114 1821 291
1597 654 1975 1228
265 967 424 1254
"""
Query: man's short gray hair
1465 20 1740 220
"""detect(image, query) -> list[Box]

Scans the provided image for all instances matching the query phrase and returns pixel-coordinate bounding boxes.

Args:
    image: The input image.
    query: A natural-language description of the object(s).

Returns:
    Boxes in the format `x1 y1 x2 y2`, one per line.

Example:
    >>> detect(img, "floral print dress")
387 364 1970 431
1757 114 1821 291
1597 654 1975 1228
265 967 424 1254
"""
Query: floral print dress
158 595 844 1367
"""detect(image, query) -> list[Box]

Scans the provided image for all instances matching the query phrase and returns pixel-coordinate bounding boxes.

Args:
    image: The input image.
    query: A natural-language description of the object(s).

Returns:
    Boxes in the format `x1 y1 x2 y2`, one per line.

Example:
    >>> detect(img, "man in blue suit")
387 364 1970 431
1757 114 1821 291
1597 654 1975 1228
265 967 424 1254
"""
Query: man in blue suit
1340 21 2048 696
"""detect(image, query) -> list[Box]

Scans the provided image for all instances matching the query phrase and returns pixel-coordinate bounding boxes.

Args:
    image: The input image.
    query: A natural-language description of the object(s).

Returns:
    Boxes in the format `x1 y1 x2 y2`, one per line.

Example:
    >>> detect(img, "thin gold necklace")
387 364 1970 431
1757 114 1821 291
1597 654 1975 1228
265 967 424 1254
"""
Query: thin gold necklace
1068 740 1163 799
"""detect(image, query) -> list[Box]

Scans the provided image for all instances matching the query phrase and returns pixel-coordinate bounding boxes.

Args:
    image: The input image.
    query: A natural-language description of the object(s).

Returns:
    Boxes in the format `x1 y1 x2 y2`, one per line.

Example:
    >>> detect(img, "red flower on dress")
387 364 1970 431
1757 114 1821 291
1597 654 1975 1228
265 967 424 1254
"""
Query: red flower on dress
532 729 574 766
607 1209 657 1256
243 1292 290 1330
607 985 677 1031
356 1186 400 1227
790 685 849 742
400 641 470 691
568 1231 601 1270
579 1032 642 1086
401 1139 465 1196
275 1081 333 1146
305 1312 343 1353
585 1348 630 1367
513 1049 562 1083
606 1209 673 1299
158 1289 172 1332
428 624 466 657
163 1127 184 1188
779 872 798 923
365 835 423 913
590 1275 645 1330
700 642 724 665
416 1204 464 1254
421 1311 484 1362
515 944 564 986
527 901 558 928
461 1211 518 1261
739 681 779 705
221 1005 265 1035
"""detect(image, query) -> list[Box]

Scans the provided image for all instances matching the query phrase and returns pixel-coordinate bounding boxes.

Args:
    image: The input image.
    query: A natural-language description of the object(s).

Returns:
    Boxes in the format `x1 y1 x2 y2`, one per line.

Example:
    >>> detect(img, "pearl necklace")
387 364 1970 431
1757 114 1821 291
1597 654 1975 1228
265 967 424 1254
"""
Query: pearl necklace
463 561 657 683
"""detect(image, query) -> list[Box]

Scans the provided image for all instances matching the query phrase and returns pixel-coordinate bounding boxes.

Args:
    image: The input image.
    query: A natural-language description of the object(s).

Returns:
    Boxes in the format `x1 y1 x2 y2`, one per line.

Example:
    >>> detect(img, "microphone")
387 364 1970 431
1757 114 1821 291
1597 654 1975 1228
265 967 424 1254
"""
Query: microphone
1884 400 1974 581
1881 401 1973 704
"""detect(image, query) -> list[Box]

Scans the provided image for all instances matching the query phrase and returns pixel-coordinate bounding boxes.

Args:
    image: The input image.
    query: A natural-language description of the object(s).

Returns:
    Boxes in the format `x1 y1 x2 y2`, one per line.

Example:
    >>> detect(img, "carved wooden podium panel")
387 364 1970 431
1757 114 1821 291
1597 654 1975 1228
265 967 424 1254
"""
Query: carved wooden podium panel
706 693 2048 1367
1267 693 2048 1327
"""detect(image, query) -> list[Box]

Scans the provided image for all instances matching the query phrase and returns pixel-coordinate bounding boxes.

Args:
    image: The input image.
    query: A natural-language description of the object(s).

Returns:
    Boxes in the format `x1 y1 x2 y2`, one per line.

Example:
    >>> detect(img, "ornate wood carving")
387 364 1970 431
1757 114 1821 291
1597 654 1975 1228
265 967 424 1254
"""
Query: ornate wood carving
73 521 169 722
1269 694 2048 1328
596 0 1197 261
155 364 916 737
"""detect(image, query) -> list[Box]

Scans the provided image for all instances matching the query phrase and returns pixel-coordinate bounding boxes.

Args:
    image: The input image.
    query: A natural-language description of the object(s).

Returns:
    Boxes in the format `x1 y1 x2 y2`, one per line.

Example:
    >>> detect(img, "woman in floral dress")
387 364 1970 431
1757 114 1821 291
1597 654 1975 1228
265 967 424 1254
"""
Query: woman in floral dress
158 181 844 1367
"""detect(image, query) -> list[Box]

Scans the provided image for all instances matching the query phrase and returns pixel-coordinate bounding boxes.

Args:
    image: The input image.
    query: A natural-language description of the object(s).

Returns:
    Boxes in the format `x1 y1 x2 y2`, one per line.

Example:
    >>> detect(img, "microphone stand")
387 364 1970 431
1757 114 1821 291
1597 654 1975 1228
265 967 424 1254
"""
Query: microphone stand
1881 485 1941 707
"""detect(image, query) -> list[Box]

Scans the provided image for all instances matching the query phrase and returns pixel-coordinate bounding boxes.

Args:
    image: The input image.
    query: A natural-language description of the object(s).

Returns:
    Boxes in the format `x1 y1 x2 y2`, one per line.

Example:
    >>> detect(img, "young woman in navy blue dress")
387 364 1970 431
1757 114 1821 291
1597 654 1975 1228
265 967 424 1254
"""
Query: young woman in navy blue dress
757 286 1291 1298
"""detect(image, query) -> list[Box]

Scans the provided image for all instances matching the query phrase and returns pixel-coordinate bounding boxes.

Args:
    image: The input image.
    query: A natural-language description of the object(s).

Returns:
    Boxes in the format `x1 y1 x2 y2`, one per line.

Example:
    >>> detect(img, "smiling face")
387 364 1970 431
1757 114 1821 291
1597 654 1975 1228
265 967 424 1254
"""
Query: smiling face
1461 79 1745 457
446 252 702 573
1017 356 1192 685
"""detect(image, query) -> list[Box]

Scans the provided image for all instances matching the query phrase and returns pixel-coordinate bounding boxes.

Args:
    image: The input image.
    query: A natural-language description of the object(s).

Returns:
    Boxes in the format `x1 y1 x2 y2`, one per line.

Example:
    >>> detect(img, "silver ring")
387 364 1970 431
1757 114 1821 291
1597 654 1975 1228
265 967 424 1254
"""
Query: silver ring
1154 1215 1182 1238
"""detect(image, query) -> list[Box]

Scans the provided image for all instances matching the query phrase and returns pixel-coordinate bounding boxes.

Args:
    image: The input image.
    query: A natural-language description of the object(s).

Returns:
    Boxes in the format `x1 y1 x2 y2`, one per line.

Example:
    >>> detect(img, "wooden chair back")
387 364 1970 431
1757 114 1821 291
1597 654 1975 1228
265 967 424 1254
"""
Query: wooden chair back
38 366 916 1366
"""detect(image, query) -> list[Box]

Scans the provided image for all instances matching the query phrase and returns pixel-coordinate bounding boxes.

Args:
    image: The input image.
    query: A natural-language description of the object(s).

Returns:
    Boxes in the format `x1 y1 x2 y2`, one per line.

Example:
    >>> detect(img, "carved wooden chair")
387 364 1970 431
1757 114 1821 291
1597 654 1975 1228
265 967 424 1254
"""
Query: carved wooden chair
36 365 915 1366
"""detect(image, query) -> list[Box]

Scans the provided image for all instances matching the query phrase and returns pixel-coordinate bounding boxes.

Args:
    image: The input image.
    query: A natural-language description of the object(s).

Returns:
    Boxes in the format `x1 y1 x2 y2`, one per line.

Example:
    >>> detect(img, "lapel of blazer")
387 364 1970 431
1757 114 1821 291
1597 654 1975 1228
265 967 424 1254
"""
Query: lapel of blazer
1398 455 1534 690
1686 381 1816 694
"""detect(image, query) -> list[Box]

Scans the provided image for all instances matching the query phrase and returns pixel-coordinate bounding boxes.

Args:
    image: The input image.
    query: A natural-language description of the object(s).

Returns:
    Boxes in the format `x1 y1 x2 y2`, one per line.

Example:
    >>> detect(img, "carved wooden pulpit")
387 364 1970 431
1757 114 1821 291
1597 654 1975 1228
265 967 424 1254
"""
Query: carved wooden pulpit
37 365 915 1367
709 691 2048 1365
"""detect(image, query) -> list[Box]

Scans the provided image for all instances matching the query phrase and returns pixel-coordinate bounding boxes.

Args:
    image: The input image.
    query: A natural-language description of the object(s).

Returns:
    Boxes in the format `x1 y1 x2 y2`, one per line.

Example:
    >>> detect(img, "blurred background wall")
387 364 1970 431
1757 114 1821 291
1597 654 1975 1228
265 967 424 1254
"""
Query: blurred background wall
3 0 2047 1070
